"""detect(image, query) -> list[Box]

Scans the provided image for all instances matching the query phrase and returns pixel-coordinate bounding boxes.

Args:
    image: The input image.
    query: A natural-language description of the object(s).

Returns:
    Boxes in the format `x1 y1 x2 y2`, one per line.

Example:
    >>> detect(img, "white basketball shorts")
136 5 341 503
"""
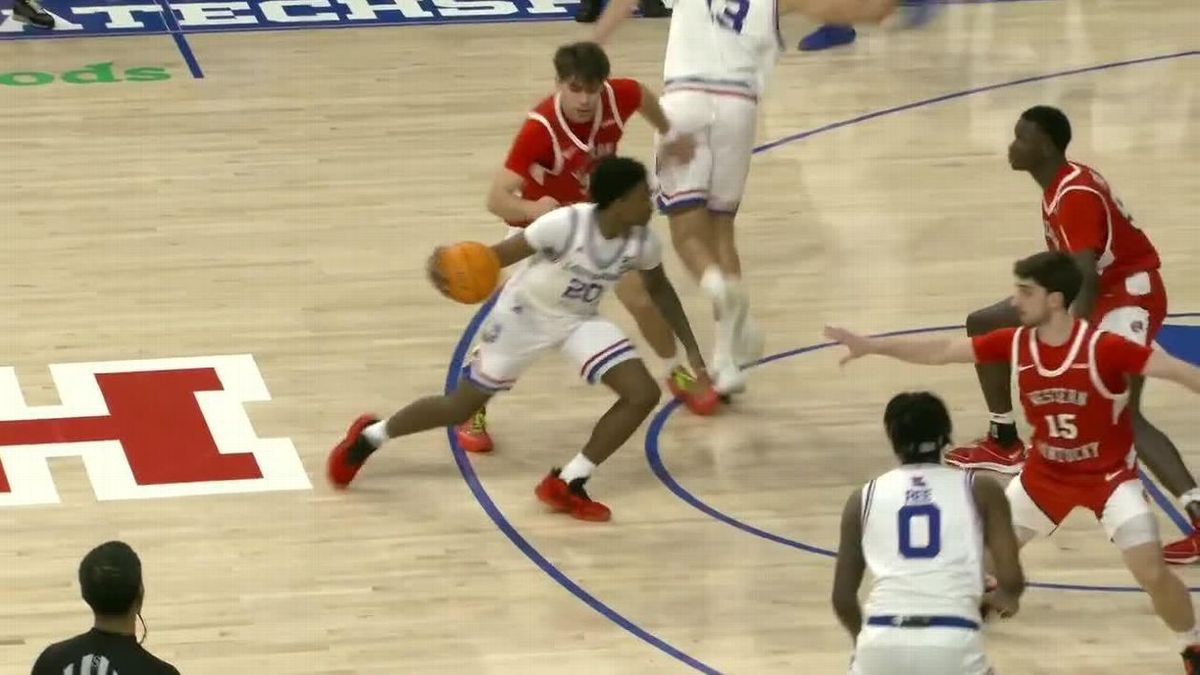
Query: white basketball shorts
464 295 638 393
653 89 757 216
851 625 992 675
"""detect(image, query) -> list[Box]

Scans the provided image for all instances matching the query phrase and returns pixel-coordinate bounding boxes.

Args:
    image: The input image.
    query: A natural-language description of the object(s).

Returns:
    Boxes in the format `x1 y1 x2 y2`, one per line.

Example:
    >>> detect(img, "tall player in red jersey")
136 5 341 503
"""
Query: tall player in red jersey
458 41 716 454
825 251 1200 672
945 105 1200 564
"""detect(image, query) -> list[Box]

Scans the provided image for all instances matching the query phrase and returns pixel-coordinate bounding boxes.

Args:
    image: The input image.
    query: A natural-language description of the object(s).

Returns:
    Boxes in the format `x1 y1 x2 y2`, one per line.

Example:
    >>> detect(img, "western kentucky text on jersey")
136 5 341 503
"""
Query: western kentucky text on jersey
974 320 1152 480
0 355 310 507
1042 162 1160 287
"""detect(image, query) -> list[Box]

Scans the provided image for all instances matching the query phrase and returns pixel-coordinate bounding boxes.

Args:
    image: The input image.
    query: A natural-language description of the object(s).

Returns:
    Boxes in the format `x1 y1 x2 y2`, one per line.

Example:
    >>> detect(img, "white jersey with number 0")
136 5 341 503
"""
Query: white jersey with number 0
662 0 783 98
861 465 985 622
506 203 662 318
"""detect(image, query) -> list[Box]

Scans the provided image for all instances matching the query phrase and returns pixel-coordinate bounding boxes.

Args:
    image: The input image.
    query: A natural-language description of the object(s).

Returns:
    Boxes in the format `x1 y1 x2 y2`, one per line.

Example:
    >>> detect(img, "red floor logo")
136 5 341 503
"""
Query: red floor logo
0 355 310 507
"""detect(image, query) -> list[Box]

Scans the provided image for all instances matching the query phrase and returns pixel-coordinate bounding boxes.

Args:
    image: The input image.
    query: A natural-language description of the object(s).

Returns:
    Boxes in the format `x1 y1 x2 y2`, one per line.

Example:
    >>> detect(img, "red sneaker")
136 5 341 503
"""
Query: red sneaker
944 436 1027 474
534 470 611 522
665 366 720 416
326 414 379 488
1164 531 1200 565
455 408 493 453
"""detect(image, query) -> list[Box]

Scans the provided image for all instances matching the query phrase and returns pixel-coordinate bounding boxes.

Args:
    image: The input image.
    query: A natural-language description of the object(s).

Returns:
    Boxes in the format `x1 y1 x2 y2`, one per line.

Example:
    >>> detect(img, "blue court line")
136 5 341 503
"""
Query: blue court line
644 315 1200 594
755 50 1199 154
158 0 203 78
442 293 722 675
441 51 1199 672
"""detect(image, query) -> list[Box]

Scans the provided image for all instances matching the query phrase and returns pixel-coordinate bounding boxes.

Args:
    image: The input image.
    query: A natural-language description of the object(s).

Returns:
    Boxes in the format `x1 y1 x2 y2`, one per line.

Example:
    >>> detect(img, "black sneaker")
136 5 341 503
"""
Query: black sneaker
574 0 600 23
13 0 55 29
638 0 670 18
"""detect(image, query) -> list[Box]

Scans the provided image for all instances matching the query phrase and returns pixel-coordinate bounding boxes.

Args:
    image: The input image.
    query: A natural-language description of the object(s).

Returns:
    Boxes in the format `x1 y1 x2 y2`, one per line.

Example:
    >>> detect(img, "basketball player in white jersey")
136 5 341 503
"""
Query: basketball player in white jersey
327 156 710 522
591 0 920 393
832 391 1025 675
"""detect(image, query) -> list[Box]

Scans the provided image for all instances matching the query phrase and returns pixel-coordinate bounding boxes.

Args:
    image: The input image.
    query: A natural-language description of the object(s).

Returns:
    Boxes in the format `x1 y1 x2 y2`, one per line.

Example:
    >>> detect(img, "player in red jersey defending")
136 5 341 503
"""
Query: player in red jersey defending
947 105 1200 563
825 251 1200 671
457 41 716 454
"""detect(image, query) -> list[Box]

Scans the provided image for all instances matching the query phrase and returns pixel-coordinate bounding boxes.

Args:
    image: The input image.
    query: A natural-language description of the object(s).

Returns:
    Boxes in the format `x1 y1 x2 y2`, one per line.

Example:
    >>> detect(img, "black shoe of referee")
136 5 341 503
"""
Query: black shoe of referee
13 0 55 29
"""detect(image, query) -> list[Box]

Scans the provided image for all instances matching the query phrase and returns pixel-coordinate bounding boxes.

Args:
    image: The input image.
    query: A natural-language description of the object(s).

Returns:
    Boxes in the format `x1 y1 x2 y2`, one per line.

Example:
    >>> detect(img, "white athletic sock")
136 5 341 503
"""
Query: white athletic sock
989 412 1015 426
1177 624 1200 650
559 453 596 483
363 420 390 448
699 266 727 304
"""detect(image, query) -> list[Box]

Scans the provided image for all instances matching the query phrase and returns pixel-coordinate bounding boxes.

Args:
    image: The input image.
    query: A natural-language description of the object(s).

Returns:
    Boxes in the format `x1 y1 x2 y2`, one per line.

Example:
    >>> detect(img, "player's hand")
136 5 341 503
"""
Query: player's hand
527 196 560 221
823 326 874 366
981 589 1019 620
659 133 696 166
426 247 452 298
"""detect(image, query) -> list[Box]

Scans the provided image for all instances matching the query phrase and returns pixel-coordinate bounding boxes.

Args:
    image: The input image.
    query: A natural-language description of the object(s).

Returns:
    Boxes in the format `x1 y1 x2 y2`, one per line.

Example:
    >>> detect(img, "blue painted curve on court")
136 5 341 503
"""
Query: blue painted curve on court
441 50 1200 673
644 318 1200 594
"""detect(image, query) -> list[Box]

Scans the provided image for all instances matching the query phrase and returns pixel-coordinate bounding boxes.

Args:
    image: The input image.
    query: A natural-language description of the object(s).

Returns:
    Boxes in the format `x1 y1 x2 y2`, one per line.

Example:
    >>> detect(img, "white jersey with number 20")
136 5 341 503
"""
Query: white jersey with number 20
507 203 662 318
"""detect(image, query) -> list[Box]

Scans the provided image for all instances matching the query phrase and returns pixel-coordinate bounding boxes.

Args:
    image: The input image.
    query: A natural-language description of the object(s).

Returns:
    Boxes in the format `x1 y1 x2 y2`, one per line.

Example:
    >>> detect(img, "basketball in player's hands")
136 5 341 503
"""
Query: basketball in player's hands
432 242 500 304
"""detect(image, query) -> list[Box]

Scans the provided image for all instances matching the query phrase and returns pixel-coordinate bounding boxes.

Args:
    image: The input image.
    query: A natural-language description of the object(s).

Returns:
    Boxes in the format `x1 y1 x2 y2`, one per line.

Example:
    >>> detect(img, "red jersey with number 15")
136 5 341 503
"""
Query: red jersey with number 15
501 78 643 228
1042 161 1160 290
972 320 1152 484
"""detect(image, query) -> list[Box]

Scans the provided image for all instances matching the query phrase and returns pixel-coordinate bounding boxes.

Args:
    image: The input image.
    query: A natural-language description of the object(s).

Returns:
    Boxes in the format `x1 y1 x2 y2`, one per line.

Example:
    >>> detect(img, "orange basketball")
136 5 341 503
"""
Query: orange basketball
436 241 500 304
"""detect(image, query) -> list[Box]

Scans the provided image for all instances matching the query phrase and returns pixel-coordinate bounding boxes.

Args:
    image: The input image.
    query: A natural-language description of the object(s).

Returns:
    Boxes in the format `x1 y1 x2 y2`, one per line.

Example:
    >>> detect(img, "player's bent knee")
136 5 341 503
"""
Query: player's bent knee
602 360 661 412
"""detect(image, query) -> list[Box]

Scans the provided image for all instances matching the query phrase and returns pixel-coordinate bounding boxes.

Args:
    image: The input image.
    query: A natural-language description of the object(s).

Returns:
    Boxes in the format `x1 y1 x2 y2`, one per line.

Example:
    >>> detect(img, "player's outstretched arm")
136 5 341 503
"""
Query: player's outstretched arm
823 326 978 366
640 265 709 380
591 0 639 44
831 488 866 641
972 475 1025 618
1143 351 1200 395
779 0 895 24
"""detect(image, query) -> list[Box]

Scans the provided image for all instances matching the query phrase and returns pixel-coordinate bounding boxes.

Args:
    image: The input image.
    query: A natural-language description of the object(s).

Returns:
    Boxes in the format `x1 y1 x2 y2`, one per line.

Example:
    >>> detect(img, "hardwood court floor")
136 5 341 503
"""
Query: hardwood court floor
2 0 1198 672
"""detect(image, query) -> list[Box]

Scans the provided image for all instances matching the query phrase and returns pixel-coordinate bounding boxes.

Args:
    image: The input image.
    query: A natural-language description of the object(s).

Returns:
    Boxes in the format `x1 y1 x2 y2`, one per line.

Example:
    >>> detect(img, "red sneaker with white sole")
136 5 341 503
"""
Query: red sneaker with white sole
944 436 1027 474
665 366 720 416
535 469 611 522
454 408 493 453
326 414 379 488
1164 531 1200 565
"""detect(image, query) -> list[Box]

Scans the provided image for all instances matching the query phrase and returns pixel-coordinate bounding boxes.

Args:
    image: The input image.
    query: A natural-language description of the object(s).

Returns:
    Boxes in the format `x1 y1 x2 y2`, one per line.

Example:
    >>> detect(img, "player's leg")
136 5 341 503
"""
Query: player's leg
327 298 542 487
1103 480 1200 667
708 94 765 372
537 319 662 521
326 381 495 488
1002 471 1059 547
1096 291 1200 562
455 226 529 454
655 92 744 392
615 272 717 415
944 298 1026 474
